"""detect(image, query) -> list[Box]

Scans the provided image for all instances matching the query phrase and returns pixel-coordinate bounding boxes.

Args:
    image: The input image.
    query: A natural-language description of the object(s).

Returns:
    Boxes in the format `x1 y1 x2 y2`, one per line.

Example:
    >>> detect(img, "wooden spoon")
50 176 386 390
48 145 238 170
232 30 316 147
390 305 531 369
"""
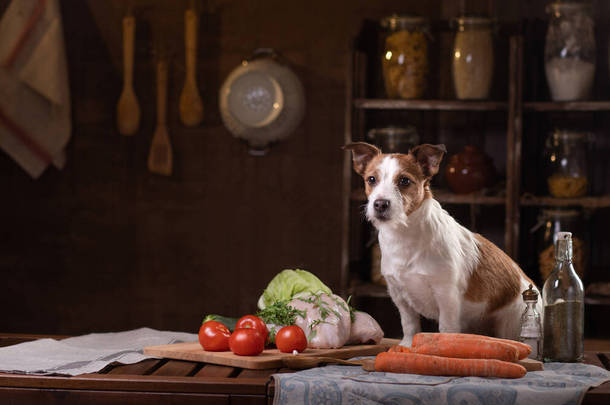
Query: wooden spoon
281 356 376 371
179 5 204 127
117 14 140 136
147 57 173 176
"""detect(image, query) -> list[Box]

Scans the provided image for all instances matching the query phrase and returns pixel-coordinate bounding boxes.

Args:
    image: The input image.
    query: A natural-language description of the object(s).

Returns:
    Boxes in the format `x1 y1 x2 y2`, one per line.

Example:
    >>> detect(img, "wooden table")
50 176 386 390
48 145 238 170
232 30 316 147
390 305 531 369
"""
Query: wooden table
0 334 609 405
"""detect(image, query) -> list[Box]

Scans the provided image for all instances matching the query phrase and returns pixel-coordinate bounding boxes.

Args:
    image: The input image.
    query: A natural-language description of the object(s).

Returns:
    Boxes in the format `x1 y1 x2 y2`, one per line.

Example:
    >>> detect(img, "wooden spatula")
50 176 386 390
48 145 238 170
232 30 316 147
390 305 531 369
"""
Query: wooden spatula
147 56 173 175
117 11 140 136
179 2 203 127
282 356 376 371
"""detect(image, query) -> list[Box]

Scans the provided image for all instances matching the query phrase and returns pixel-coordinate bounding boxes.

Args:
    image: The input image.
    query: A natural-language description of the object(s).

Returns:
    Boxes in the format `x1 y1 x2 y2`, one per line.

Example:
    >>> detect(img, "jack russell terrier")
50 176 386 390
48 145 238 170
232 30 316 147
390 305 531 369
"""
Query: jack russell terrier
345 142 541 346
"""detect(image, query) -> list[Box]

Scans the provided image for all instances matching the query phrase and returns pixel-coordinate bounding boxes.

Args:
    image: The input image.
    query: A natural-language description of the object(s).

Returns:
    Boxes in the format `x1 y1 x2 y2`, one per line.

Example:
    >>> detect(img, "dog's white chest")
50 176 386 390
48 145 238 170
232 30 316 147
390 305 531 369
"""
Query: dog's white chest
378 231 440 320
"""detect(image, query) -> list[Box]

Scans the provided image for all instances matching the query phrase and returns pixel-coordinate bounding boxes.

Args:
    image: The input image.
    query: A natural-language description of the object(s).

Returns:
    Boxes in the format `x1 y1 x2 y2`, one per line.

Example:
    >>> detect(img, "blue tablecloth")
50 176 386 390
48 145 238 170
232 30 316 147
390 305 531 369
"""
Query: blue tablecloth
273 359 610 405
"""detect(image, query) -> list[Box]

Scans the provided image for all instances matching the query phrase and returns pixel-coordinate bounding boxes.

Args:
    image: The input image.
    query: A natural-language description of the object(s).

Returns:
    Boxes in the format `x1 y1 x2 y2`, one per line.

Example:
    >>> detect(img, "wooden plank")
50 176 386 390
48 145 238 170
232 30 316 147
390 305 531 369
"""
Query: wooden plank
150 360 199 377
585 340 610 352
0 373 268 395
350 188 506 205
520 195 610 208
583 382 610 405
584 352 606 369
601 353 610 370
505 35 523 259
524 101 610 111
0 333 70 348
0 387 230 405
236 369 277 379
194 364 237 378
229 395 267 405
143 341 395 370
106 359 163 375
340 41 355 296
354 99 508 111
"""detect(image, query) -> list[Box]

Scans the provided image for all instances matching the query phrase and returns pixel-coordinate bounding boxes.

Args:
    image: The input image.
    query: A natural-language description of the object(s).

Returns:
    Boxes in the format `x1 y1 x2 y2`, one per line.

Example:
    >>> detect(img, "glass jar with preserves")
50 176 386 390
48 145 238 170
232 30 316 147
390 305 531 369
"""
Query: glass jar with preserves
381 14 430 99
544 129 591 198
544 2 596 101
451 16 494 100
535 208 587 282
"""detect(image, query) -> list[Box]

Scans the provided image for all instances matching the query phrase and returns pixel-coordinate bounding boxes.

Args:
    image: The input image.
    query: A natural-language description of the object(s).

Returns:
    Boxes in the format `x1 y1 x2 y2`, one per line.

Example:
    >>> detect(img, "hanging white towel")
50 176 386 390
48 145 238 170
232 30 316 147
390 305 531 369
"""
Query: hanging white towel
0 0 71 178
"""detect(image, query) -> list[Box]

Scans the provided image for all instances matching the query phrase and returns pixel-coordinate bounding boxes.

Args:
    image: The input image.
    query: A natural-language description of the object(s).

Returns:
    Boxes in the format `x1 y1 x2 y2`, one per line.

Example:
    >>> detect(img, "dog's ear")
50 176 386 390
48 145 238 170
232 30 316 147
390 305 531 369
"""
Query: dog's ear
343 142 382 176
410 144 447 178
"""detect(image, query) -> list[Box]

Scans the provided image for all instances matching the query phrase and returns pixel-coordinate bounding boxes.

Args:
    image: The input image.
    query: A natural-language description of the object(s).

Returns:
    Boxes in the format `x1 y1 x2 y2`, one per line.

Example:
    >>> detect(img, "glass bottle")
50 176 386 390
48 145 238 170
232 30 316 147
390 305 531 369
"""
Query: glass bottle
380 14 430 99
536 208 587 282
544 2 596 101
544 129 591 198
451 16 494 100
542 232 584 362
520 285 542 360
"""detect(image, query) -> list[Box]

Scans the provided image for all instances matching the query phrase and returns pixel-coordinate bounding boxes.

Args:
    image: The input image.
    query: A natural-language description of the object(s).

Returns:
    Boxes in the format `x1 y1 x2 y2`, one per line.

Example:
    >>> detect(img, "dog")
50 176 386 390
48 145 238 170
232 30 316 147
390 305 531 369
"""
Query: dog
345 142 541 346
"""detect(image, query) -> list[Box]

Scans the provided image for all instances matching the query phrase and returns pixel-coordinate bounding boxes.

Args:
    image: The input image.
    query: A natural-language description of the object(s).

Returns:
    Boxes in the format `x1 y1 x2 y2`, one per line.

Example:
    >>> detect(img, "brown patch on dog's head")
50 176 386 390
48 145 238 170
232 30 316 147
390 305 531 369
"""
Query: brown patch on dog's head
410 144 447 178
343 142 381 177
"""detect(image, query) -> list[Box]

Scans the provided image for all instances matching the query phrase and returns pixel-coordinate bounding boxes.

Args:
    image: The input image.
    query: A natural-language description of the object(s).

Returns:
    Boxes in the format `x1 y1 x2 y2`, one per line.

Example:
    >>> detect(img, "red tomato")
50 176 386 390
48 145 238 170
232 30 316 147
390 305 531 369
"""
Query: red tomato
229 328 265 356
199 321 231 351
235 315 269 344
275 325 307 353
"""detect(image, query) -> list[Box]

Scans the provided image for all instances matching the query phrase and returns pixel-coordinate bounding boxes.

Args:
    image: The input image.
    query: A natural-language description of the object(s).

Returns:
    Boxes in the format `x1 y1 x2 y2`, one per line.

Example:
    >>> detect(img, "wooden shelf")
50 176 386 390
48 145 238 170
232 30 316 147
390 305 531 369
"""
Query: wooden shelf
524 101 610 112
354 98 508 111
351 283 610 304
350 188 506 205
520 195 610 208
585 296 610 306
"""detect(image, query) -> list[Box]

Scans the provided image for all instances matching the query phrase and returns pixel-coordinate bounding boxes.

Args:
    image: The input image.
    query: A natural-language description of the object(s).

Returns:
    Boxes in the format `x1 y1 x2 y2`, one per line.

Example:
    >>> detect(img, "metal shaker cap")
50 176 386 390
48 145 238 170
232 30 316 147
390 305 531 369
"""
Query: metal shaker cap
522 284 538 301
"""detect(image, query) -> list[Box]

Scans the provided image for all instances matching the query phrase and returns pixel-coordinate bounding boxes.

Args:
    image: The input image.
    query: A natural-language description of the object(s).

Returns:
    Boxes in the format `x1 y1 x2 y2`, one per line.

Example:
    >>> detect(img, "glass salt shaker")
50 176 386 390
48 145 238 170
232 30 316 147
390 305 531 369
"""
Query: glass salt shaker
542 232 585 362
519 284 542 360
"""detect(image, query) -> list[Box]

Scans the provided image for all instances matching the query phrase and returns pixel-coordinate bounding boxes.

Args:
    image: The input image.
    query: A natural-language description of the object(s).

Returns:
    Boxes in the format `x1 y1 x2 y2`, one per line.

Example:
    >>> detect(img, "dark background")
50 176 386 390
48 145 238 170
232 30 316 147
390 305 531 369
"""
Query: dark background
1 0 609 337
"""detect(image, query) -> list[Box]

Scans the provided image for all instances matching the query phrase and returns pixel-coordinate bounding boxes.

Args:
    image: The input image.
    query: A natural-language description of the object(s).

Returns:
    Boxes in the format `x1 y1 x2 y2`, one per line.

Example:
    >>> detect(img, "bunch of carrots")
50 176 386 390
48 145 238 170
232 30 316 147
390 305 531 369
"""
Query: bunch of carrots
376 333 531 379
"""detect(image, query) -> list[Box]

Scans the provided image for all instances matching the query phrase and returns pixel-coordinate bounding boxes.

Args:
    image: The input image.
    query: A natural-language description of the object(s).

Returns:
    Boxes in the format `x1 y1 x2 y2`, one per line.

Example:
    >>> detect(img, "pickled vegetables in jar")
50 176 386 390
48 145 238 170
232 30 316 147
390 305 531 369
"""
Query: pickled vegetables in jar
381 15 430 99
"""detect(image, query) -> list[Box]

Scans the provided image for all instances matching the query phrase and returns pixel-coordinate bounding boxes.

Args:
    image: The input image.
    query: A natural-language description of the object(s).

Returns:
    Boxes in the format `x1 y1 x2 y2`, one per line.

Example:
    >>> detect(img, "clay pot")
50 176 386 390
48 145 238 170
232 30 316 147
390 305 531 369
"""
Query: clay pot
445 146 496 194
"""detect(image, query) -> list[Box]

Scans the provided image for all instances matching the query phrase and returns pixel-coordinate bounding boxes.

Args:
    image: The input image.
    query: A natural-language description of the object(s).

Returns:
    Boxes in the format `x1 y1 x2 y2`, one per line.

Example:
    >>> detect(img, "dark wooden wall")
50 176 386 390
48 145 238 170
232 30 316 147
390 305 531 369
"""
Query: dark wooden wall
0 0 445 335
2 0 607 337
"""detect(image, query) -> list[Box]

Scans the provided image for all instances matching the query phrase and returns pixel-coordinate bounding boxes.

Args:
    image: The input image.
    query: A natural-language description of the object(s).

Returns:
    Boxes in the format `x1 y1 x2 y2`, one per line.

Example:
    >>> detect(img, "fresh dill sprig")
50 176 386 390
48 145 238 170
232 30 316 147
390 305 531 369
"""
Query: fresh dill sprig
256 300 306 326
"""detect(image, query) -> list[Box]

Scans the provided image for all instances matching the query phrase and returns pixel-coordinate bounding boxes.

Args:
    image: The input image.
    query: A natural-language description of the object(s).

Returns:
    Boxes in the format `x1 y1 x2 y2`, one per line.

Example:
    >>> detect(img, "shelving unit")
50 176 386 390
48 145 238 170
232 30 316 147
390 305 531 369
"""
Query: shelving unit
340 30 610 312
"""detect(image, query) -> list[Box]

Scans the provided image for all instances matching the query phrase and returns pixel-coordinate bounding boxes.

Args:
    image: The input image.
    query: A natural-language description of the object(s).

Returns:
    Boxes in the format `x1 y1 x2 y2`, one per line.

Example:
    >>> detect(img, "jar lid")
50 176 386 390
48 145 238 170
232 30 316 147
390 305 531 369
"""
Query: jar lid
551 129 589 141
546 2 592 15
522 284 539 301
367 126 420 145
452 16 494 30
368 126 418 136
381 14 429 30
541 208 581 218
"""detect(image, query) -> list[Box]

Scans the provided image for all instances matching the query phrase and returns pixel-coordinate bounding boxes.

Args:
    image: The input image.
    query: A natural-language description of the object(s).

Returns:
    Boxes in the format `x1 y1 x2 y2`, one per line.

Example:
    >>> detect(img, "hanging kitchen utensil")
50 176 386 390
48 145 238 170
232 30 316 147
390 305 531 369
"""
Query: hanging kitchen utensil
116 10 140 136
147 54 173 175
219 48 305 155
179 2 203 127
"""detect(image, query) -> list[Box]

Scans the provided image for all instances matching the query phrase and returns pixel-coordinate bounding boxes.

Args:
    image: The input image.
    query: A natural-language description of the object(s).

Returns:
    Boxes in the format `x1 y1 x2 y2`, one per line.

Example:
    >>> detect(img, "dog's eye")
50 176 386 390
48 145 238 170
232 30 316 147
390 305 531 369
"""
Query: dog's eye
398 177 411 187
367 176 376 185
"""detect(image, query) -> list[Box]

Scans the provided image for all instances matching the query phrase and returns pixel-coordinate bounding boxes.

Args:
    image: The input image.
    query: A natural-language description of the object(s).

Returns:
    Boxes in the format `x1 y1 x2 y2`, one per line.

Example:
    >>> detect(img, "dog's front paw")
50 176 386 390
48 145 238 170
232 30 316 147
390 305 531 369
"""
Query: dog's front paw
399 336 413 348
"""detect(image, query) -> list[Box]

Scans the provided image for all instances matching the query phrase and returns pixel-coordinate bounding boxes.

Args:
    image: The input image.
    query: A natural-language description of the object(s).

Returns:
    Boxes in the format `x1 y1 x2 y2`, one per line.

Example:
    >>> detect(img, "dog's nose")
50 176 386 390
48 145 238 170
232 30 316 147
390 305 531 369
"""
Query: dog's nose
374 199 390 213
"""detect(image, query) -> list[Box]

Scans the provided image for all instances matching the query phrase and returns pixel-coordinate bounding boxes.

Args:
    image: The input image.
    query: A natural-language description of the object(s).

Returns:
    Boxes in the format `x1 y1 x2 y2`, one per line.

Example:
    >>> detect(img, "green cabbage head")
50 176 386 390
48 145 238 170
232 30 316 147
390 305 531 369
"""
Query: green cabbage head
257 269 332 309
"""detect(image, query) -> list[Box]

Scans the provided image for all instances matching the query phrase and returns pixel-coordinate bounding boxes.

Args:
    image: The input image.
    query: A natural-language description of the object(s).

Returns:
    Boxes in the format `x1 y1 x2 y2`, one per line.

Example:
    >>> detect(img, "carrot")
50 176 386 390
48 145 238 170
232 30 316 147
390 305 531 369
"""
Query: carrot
413 333 531 360
375 351 526 379
412 339 519 362
388 345 411 353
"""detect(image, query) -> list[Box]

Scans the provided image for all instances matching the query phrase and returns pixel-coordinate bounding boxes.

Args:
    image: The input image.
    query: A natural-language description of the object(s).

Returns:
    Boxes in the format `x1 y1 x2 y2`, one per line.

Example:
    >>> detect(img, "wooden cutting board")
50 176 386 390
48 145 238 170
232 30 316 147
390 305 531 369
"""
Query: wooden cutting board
144 338 399 370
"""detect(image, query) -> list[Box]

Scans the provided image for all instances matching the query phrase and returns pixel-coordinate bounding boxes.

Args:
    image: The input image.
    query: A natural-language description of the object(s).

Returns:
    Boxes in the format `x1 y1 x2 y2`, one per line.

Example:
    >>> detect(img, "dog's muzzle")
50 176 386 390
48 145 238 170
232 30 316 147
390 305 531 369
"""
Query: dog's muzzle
373 199 391 220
